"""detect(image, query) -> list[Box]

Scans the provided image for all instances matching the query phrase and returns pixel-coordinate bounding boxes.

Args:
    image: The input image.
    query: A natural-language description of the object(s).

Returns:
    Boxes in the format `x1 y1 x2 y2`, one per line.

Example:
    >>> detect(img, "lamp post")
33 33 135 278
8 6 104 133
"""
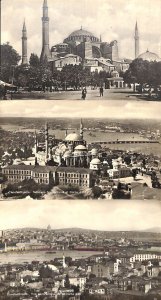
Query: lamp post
11 65 16 85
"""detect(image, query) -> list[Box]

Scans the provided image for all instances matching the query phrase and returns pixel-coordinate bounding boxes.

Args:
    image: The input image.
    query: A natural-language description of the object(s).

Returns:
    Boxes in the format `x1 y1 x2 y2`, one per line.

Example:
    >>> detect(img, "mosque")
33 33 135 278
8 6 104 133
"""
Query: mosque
21 0 130 73
21 0 161 77
33 120 103 171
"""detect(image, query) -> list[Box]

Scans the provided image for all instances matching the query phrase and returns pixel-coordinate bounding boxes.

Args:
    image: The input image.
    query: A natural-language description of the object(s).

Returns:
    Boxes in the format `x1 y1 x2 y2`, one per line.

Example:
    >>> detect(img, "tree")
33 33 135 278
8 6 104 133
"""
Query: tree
64 274 70 288
132 168 137 180
92 186 102 198
0 43 21 83
123 58 161 94
29 53 40 68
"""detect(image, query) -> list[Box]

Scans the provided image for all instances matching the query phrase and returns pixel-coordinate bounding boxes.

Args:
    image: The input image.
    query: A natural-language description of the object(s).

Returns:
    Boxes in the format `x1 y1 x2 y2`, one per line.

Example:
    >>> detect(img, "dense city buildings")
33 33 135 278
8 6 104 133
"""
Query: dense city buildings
0 117 161 199
0 228 161 299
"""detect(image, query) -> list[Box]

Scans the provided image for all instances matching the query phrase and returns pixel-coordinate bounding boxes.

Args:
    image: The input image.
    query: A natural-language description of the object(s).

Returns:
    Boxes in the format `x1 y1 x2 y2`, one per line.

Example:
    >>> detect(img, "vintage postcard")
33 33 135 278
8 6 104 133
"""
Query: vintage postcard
1 0 161 100
1 0 161 299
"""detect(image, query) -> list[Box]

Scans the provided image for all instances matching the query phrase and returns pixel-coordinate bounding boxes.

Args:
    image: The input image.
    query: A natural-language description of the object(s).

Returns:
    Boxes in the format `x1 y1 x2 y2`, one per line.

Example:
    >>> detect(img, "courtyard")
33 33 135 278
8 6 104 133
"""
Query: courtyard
6 87 159 101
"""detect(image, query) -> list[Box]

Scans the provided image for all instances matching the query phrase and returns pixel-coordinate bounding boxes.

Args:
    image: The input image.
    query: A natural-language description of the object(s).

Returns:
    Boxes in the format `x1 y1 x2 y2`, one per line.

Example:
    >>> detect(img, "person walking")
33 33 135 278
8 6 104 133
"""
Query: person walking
82 87 87 100
100 86 104 97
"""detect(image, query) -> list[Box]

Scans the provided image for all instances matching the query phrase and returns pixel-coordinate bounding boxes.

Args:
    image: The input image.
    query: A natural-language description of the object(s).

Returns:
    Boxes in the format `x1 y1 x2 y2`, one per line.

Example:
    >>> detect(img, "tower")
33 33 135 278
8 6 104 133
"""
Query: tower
134 21 139 59
40 0 50 61
45 122 49 162
80 119 83 139
62 253 67 268
34 130 38 154
22 20 28 65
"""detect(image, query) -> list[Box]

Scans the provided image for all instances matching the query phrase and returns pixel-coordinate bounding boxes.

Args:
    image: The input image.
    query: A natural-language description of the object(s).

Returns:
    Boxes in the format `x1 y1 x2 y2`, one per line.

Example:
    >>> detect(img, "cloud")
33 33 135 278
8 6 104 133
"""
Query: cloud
2 0 161 59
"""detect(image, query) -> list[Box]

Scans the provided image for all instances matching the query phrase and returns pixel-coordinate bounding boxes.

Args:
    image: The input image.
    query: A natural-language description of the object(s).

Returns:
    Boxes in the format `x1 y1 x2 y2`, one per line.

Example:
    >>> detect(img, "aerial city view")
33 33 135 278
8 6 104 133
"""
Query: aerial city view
0 199 160 300
0 116 161 200
1 0 161 299
1 0 161 100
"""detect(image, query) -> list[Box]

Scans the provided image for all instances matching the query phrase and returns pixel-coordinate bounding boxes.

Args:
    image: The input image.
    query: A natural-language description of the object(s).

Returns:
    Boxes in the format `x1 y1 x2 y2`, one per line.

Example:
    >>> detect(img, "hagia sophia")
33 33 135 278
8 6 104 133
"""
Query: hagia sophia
21 0 161 76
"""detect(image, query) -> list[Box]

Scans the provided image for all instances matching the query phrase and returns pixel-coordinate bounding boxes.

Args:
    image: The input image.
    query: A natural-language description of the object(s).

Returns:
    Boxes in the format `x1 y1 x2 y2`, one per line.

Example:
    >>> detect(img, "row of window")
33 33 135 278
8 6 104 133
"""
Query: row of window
33 173 48 178
59 172 89 178
3 169 31 175
35 179 49 184
66 35 98 42
8 175 30 180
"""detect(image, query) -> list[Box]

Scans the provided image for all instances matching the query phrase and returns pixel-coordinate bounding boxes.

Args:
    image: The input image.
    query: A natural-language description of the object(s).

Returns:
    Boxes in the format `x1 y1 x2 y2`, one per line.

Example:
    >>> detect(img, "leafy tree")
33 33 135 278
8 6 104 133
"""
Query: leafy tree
123 58 161 94
0 43 21 83
64 274 70 288
92 186 102 198
29 53 40 68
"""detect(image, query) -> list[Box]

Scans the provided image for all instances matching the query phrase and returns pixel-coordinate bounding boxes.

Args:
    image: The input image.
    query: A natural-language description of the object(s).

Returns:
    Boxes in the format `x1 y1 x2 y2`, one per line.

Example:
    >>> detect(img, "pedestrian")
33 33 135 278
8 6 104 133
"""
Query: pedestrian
100 86 103 97
82 87 87 100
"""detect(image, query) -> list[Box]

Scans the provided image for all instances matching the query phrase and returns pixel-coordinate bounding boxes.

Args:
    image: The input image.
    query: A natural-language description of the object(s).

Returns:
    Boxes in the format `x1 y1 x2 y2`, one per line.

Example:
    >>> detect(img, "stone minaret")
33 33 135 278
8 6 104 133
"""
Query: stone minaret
134 21 139 59
45 122 49 162
22 20 28 65
34 130 38 154
40 0 50 61
80 119 83 139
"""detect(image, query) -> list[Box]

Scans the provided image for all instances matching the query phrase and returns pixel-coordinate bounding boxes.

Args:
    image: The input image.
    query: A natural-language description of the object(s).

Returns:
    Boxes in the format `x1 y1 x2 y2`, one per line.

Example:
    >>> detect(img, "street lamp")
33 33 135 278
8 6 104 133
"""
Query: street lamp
10 65 16 85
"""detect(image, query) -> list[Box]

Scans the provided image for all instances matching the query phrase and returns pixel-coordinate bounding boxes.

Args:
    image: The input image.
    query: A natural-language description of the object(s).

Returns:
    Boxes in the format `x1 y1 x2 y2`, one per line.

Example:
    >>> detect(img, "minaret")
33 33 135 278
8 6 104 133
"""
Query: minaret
34 130 38 154
40 0 50 62
45 122 49 162
62 253 66 268
134 21 139 59
100 34 102 43
80 119 83 139
22 20 28 65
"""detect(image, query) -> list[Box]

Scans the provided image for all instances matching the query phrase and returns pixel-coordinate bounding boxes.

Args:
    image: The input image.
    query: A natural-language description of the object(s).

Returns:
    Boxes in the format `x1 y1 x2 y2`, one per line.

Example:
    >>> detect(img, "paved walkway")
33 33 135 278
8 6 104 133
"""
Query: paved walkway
9 88 153 101
46 88 144 101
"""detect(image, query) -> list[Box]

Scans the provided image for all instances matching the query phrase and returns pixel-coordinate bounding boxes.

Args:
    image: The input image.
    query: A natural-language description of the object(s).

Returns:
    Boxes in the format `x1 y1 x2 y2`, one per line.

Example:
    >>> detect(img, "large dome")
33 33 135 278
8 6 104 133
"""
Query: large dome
90 158 101 165
64 28 99 43
138 50 161 62
65 132 83 142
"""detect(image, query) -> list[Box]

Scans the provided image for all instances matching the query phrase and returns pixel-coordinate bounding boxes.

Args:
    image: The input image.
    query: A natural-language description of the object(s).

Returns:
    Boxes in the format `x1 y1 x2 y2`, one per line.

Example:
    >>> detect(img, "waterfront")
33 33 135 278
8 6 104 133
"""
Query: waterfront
0 250 103 265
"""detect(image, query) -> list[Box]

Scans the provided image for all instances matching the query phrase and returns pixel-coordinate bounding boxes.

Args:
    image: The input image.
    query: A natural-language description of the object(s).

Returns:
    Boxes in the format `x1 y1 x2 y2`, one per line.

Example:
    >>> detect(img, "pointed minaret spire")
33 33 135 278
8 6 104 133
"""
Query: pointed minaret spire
40 0 50 62
134 21 139 59
22 19 28 65
23 19 26 31
45 122 49 162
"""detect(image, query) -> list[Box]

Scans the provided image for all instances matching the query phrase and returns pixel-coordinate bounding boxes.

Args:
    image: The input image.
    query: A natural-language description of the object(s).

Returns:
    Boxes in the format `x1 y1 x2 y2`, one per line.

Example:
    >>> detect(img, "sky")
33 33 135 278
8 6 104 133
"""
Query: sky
1 100 161 119
1 0 161 60
0 200 160 231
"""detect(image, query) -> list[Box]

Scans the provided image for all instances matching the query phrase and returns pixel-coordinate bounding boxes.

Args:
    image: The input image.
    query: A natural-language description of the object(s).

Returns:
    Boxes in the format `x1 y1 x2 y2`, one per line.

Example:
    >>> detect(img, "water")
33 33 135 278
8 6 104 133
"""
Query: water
0 250 103 265
1 124 161 156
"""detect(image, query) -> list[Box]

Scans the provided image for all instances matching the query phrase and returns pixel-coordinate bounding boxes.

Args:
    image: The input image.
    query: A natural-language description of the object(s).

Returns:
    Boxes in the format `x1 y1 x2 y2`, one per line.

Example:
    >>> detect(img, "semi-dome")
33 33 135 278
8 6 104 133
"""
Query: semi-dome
64 28 99 43
63 150 72 158
90 158 101 165
91 148 98 155
65 132 83 142
74 145 87 151
138 50 161 62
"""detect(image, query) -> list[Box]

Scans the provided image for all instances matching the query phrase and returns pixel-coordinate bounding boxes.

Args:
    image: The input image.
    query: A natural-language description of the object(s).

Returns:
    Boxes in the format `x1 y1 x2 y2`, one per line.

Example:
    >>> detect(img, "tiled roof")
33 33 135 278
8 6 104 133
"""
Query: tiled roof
57 167 93 174
3 165 34 170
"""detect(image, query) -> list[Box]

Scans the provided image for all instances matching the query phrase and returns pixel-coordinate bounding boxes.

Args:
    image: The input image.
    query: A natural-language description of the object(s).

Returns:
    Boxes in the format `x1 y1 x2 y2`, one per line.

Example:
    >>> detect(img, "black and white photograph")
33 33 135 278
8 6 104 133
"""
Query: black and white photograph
1 1 161 299
1 0 161 100
0 200 161 299
0 101 161 200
